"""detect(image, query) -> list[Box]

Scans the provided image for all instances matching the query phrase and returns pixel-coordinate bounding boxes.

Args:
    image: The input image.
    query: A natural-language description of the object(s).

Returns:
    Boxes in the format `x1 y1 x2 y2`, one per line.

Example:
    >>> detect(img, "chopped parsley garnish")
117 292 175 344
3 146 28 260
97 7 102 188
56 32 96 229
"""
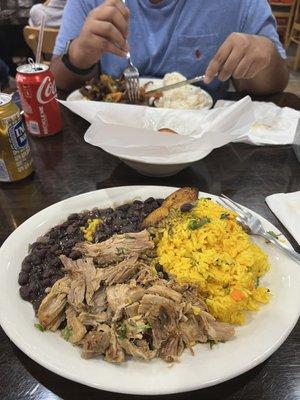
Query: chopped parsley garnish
220 213 230 220
255 277 260 288
115 247 127 256
117 322 127 340
61 326 71 341
34 323 45 332
136 323 152 334
188 217 211 230
267 231 280 240
124 234 135 240
208 340 216 349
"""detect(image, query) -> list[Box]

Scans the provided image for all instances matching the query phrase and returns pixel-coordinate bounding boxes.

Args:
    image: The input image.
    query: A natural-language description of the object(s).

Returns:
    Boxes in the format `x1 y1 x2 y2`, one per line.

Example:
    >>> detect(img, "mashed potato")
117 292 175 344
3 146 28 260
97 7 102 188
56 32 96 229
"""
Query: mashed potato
155 72 210 110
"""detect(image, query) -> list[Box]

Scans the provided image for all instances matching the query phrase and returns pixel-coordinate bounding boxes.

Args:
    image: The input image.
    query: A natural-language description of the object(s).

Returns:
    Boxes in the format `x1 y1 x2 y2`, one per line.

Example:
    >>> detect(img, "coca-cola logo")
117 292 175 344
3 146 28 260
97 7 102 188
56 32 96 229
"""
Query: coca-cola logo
37 76 57 104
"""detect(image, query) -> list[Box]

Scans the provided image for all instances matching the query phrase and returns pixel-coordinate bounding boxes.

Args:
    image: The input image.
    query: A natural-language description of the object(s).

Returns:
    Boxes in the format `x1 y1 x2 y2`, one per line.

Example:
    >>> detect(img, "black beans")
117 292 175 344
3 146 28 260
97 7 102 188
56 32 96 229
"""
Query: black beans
155 263 168 280
31 254 41 266
49 229 59 239
132 200 144 209
117 203 130 212
68 213 79 221
61 221 70 229
103 207 114 215
18 271 29 286
19 286 31 301
33 248 47 259
155 263 164 273
180 203 193 213
66 224 78 235
69 250 82 260
50 244 60 253
19 197 162 312
21 261 32 273
145 197 155 204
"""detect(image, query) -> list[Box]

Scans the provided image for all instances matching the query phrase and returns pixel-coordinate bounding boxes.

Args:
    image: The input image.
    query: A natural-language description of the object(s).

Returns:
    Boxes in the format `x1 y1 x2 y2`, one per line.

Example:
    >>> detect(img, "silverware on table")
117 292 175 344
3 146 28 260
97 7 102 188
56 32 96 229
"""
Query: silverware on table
219 194 300 264
122 0 139 103
145 74 207 95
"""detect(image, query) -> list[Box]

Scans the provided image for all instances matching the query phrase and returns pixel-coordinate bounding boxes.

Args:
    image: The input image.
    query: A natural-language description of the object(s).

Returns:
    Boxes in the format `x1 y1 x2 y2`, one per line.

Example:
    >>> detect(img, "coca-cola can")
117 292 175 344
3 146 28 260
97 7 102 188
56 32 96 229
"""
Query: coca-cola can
16 63 62 137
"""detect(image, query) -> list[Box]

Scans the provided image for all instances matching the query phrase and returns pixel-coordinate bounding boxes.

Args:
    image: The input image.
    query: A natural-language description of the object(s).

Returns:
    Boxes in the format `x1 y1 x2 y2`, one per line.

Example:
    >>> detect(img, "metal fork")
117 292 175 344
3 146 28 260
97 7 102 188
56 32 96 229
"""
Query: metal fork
122 0 139 103
124 52 140 103
219 194 300 264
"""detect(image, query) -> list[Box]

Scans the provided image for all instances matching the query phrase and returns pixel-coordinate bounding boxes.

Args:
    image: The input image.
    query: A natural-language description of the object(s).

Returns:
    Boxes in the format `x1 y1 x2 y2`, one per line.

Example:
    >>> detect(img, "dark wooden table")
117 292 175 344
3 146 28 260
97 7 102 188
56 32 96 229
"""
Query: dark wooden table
0 91 300 400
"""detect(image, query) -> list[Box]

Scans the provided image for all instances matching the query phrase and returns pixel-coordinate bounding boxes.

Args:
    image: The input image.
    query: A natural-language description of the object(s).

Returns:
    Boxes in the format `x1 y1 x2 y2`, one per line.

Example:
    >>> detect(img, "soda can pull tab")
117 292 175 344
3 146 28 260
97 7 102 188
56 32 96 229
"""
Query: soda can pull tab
28 58 37 71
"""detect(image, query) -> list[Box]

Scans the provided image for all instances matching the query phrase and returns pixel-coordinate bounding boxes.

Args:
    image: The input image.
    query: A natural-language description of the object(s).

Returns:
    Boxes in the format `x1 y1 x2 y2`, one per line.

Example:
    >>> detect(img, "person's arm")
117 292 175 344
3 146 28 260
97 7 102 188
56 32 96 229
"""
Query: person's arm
204 33 289 95
51 0 129 91
205 0 289 95
50 55 98 91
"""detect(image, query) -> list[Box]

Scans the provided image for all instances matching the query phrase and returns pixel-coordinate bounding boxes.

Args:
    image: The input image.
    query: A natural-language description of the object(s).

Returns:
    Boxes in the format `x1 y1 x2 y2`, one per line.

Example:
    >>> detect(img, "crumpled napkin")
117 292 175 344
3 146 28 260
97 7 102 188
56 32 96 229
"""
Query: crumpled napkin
266 191 300 245
82 96 255 164
215 100 300 145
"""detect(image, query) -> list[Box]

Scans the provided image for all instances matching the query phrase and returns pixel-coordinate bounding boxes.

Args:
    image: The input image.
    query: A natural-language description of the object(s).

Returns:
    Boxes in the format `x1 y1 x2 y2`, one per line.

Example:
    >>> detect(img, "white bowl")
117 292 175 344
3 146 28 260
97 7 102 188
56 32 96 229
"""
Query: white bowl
120 158 193 177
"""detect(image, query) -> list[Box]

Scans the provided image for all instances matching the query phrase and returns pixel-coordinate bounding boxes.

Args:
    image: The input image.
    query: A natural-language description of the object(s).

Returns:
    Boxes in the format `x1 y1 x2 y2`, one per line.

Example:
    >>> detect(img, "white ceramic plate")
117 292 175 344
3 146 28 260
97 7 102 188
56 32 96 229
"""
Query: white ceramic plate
0 186 299 395
66 78 213 110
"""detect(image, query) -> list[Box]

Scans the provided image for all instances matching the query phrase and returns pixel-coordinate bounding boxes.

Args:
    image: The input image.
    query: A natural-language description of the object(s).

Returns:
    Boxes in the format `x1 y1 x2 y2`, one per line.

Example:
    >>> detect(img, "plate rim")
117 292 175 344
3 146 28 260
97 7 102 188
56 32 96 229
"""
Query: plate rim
0 185 299 395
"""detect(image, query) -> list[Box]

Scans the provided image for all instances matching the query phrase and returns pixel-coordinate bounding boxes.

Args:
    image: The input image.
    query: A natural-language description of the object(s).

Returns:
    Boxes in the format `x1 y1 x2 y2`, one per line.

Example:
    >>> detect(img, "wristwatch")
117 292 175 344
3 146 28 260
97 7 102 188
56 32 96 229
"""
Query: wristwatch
62 40 96 75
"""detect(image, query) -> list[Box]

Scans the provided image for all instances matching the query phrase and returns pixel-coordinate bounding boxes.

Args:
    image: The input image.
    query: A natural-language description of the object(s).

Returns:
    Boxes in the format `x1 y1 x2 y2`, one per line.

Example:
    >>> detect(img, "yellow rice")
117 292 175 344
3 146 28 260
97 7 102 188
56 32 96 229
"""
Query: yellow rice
81 218 101 242
156 198 270 325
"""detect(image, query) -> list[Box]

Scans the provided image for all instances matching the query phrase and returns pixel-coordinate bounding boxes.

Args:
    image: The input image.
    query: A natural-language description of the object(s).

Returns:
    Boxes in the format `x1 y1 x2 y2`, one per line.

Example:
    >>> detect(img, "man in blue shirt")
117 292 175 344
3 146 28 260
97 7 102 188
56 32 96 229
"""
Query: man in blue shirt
52 0 289 95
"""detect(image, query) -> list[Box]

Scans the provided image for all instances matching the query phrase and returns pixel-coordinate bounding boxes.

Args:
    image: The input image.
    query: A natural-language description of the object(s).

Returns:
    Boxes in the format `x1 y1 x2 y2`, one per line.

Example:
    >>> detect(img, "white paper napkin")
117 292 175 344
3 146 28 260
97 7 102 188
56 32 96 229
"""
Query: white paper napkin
266 191 300 245
215 100 300 145
82 96 255 164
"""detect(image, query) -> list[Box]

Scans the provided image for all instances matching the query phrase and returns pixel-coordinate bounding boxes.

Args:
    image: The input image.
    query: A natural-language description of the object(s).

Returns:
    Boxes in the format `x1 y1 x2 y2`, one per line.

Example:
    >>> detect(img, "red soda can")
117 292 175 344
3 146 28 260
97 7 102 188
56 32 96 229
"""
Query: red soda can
16 63 62 137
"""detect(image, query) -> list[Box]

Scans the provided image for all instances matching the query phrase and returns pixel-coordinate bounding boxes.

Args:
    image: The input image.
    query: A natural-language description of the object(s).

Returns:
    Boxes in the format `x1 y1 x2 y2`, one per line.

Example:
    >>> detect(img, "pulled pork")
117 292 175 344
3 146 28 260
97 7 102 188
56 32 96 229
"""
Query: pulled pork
37 231 234 363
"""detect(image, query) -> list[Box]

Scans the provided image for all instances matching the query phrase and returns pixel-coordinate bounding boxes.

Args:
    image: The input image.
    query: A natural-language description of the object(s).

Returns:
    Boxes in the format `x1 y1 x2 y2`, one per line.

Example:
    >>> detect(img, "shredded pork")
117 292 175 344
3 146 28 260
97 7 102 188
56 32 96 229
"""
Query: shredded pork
37 231 235 363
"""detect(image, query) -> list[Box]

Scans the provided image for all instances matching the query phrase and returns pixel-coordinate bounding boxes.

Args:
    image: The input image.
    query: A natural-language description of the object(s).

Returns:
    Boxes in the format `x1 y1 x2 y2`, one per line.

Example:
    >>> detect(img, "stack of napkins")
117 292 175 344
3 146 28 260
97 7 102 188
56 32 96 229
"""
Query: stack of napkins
266 192 300 245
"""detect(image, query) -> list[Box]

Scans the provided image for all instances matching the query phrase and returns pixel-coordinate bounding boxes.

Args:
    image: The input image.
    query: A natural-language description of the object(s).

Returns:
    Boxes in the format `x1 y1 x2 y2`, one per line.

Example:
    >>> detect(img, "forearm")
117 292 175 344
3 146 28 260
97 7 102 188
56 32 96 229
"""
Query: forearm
50 55 98 92
233 45 289 95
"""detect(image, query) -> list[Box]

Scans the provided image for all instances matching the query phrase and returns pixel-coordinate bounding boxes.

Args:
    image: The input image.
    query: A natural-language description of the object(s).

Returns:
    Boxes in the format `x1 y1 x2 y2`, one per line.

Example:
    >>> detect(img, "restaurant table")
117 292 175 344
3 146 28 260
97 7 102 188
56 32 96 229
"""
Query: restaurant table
0 91 300 400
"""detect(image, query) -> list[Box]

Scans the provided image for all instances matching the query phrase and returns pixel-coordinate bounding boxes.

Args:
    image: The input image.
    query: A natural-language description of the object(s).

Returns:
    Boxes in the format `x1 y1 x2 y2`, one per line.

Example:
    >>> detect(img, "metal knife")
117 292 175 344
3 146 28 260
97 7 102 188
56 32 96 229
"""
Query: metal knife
145 74 207 95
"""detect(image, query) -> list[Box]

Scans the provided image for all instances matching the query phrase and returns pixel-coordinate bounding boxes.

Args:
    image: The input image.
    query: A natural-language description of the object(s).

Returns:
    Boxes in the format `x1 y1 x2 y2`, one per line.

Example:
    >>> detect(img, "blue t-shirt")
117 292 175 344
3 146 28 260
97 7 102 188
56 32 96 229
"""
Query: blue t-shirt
54 0 285 90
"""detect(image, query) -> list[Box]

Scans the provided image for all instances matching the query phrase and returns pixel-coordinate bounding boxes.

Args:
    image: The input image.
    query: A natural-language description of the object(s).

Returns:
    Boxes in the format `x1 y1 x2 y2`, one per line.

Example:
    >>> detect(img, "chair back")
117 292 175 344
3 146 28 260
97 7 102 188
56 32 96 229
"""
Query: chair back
23 25 59 64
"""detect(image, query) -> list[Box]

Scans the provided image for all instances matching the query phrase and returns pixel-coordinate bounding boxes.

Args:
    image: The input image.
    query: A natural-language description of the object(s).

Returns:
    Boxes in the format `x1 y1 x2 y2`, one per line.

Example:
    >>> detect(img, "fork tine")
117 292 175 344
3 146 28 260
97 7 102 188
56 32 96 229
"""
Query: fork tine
127 81 134 103
221 194 252 217
219 197 247 219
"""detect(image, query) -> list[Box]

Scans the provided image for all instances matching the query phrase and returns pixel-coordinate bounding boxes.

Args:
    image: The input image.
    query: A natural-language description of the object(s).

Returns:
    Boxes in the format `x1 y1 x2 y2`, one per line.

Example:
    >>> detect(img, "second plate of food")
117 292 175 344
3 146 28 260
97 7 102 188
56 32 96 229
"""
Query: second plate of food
0 186 299 395
66 73 213 110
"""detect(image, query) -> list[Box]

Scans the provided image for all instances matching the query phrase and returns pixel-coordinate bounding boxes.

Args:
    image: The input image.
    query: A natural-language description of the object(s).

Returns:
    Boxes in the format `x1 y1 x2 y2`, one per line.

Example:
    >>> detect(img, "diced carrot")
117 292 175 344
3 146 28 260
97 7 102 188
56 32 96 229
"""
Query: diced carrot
109 92 123 102
231 289 245 302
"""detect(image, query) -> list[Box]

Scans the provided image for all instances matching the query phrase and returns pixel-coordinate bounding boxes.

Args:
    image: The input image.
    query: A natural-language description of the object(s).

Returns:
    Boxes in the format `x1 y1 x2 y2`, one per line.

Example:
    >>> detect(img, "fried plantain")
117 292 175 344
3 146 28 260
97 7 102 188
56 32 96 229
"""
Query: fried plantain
141 206 170 228
163 187 199 209
141 187 199 228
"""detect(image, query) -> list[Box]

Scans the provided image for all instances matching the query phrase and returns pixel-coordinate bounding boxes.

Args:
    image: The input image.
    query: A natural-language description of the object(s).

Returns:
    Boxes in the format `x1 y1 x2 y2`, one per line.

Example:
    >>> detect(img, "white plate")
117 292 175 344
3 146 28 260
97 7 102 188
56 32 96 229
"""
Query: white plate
0 186 299 395
66 78 213 110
